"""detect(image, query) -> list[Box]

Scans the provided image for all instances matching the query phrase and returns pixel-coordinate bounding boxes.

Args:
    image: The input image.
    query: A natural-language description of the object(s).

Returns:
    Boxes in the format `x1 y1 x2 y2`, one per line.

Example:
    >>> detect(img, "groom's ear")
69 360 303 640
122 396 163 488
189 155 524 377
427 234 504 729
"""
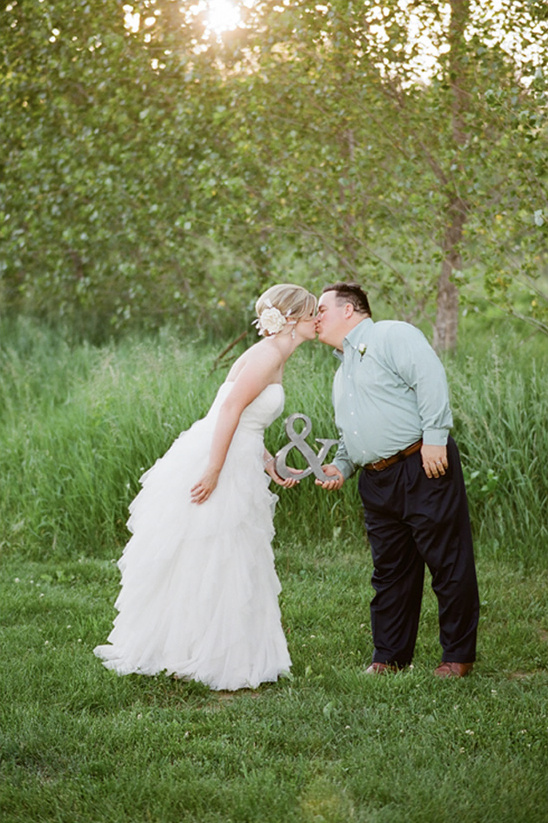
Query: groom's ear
343 302 354 319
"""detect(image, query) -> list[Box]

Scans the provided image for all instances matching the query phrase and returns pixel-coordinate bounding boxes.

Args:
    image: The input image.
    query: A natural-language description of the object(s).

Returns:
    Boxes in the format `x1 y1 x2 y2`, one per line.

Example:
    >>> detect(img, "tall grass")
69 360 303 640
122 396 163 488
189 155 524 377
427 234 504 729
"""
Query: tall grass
0 321 221 558
0 317 546 564
447 336 548 561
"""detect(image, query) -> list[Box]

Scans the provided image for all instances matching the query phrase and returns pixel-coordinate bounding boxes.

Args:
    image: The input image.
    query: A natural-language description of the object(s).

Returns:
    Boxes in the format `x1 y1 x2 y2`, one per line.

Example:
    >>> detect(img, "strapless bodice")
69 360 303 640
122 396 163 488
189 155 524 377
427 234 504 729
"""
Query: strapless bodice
212 382 285 435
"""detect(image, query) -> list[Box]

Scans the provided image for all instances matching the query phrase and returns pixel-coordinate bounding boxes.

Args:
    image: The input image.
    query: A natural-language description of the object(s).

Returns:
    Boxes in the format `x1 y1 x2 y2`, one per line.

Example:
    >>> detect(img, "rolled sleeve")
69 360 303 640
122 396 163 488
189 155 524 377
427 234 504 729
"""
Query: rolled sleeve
333 434 358 480
422 427 450 446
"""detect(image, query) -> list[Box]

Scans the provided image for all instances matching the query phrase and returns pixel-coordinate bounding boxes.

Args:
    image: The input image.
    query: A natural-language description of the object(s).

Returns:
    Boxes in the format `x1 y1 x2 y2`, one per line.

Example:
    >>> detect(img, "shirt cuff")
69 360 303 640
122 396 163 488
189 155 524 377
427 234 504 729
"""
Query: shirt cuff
333 457 357 480
422 428 450 447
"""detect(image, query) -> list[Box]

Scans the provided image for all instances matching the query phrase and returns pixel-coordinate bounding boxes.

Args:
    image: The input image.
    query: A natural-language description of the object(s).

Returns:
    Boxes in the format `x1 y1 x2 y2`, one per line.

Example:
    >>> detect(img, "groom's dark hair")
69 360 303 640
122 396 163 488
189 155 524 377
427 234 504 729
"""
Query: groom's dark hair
322 282 371 317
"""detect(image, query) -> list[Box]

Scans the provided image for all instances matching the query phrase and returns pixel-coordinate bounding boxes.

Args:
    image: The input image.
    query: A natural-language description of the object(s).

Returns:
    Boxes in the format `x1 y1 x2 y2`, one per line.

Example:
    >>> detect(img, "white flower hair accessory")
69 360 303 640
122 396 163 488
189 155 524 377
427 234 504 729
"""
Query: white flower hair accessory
253 298 294 336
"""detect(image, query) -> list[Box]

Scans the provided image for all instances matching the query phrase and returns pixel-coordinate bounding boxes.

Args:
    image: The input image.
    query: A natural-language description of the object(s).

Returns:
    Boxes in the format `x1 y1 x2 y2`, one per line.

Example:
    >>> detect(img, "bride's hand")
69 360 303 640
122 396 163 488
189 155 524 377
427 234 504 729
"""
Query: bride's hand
190 468 220 504
265 461 302 488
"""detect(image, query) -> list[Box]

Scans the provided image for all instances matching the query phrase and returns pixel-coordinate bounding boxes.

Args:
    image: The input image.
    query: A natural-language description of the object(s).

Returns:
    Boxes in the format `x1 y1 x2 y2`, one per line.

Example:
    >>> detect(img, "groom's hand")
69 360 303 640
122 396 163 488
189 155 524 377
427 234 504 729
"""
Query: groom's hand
315 464 344 491
421 444 448 479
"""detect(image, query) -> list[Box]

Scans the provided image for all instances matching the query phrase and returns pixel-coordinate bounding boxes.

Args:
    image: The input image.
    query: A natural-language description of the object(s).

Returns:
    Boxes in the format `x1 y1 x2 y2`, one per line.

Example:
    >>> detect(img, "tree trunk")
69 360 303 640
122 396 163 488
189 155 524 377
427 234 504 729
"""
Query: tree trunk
433 0 470 352
433 196 465 352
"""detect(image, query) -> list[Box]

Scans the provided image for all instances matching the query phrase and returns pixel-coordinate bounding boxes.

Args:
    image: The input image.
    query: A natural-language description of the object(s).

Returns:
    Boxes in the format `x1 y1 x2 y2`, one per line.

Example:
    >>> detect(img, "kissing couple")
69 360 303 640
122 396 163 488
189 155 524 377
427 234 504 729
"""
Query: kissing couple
95 282 479 690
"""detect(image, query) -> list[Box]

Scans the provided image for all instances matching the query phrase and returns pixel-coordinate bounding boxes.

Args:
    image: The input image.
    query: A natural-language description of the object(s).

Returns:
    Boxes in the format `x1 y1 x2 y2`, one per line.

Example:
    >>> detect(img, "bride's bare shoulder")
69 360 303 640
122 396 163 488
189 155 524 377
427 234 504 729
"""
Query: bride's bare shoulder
226 340 282 382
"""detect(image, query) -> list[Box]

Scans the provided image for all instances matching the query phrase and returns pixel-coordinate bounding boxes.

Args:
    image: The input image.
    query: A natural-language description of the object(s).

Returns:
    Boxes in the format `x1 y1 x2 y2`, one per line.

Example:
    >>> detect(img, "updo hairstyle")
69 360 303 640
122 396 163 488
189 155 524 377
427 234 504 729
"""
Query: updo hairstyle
255 284 317 328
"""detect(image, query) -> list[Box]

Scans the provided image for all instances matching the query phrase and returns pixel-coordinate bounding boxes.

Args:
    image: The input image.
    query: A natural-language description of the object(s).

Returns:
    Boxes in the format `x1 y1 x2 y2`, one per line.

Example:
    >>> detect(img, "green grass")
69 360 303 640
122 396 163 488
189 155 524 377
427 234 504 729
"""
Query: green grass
1 317 546 564
1 545 547 823
1 316 547 821
447 328 548 560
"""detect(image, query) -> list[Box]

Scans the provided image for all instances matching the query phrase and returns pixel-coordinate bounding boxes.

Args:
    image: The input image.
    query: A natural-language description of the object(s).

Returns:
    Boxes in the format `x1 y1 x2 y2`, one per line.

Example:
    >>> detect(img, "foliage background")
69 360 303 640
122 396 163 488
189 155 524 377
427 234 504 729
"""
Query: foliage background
1 0 548 344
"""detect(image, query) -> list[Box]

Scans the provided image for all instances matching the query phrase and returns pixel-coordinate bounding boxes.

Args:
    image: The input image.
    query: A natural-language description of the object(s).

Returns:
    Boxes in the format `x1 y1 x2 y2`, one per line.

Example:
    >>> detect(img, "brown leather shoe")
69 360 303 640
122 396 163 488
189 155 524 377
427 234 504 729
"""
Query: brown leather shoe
365 662 397 675
434 661 474 678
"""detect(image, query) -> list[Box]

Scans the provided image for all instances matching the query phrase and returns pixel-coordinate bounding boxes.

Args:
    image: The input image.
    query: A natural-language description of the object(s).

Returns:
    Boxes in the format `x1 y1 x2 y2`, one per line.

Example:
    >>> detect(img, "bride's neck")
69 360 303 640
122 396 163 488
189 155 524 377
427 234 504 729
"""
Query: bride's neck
263 331 300 360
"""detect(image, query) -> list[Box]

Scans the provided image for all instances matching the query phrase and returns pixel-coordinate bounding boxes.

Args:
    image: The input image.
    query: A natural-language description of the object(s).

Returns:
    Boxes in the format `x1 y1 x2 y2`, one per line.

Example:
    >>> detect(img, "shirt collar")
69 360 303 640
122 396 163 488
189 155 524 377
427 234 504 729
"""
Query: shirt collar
345 317 374 349
333 317 374 361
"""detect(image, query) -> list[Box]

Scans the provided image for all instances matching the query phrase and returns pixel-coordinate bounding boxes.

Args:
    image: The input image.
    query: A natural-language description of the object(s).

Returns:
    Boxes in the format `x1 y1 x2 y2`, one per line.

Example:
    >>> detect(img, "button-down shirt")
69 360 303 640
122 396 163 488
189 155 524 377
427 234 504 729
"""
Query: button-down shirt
332 318 453 479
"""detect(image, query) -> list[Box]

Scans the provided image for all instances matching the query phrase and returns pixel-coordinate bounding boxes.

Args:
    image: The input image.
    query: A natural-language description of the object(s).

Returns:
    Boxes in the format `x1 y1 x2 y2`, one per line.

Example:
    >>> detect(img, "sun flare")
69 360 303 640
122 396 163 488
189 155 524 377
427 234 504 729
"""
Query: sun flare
207 0 241 34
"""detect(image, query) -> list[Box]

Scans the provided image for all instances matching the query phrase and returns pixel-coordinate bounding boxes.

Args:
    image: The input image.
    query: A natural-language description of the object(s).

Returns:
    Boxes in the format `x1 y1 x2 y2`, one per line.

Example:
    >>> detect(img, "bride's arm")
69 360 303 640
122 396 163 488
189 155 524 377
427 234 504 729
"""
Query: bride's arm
190 350 280 504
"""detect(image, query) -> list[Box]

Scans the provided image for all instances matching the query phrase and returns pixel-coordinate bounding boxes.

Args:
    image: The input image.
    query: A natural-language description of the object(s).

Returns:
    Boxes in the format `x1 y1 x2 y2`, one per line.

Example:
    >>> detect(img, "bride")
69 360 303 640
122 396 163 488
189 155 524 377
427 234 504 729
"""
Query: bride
94 284 317 691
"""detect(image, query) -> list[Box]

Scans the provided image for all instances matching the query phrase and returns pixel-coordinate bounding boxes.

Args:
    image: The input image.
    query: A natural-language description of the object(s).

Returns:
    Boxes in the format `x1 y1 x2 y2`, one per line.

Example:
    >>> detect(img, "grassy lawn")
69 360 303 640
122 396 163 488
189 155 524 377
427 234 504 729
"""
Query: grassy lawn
1 543 547 823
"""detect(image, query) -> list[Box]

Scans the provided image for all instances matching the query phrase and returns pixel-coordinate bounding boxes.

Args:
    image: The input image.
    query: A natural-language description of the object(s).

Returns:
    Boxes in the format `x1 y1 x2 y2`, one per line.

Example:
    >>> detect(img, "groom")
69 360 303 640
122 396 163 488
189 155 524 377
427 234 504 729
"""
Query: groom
315 282 479 677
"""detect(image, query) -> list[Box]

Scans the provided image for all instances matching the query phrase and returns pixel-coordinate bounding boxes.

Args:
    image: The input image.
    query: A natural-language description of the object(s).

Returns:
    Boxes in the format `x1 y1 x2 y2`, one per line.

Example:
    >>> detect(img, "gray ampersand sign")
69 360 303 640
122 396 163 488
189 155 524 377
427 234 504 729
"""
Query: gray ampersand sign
275 414 339 481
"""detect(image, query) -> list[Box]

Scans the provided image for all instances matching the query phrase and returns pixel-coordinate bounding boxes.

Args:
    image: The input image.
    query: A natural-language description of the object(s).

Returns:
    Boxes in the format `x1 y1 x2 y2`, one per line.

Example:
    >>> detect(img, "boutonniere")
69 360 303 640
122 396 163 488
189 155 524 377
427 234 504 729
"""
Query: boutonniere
358 343 367 360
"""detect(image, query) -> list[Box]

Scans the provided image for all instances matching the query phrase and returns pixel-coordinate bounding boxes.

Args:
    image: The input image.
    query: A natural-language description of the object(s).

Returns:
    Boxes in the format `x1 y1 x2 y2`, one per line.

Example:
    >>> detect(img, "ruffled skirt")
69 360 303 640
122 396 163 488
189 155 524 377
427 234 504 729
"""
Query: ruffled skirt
94 410 291 691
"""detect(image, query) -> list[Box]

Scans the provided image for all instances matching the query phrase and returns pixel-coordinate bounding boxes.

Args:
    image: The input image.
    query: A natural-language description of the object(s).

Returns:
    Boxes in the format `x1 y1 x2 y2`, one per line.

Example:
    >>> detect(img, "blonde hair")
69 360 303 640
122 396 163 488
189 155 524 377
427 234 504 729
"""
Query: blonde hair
255 284 317 327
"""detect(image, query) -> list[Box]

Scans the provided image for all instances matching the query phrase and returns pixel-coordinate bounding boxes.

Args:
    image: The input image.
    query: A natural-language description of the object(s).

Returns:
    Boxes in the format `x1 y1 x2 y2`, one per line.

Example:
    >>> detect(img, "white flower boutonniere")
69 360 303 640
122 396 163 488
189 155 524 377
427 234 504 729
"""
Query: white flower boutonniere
358 343 367 360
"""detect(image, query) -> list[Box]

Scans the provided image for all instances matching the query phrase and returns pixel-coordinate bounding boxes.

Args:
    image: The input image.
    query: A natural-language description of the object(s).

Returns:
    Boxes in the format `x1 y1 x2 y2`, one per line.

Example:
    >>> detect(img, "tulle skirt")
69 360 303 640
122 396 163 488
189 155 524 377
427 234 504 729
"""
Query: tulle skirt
94 408 291 691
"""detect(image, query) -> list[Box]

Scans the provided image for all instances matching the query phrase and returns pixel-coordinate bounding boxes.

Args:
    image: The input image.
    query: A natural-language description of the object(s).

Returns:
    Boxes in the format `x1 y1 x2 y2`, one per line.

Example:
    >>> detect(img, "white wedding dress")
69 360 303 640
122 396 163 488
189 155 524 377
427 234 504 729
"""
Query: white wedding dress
94 382 291 691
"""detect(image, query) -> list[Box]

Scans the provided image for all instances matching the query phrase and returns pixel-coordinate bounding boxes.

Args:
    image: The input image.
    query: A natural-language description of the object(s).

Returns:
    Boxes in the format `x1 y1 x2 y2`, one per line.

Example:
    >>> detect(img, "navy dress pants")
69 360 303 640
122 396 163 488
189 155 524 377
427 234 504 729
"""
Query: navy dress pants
358 437 480 667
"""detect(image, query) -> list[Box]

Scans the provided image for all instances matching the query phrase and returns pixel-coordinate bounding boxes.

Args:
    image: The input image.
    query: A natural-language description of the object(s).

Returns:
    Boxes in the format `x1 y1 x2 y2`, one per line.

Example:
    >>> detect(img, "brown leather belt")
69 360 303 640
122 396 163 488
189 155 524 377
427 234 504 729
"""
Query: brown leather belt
364 439 423 472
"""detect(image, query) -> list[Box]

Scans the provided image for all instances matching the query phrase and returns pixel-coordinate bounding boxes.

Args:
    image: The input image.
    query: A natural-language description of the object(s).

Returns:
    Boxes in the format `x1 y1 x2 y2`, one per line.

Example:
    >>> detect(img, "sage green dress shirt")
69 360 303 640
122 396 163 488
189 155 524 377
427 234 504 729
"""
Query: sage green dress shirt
332 318 453 479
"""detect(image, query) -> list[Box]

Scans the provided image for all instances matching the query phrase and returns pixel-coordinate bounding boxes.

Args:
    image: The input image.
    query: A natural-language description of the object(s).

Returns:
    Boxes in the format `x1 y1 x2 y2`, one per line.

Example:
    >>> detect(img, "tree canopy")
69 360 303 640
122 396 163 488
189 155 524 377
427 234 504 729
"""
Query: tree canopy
1 0 547 345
